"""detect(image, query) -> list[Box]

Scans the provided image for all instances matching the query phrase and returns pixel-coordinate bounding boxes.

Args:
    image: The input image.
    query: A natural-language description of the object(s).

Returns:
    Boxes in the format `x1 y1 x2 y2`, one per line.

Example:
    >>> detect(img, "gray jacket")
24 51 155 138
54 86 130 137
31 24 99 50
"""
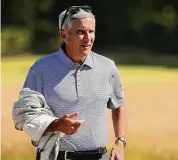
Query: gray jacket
12 88 64 160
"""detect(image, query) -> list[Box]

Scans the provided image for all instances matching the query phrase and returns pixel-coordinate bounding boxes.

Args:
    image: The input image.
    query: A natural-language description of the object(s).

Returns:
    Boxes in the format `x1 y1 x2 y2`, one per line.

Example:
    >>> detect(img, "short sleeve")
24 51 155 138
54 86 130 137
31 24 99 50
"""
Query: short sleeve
107 62 124 110
23 68 43 93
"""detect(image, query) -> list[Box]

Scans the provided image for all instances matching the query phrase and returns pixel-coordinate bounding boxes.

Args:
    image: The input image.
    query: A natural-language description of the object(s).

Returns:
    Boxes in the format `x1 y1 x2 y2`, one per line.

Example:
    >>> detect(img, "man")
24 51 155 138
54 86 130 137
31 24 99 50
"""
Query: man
13 5 126 160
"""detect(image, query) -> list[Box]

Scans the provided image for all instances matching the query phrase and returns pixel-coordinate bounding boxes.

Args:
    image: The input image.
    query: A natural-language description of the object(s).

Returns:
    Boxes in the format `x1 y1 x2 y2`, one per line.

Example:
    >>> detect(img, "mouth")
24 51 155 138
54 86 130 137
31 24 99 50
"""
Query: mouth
81 44 91 49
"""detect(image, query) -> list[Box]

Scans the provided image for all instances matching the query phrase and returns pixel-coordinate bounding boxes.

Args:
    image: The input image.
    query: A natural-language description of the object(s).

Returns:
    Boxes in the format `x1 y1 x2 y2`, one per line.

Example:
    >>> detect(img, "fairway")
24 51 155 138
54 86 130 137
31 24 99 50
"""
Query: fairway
2 56 178 160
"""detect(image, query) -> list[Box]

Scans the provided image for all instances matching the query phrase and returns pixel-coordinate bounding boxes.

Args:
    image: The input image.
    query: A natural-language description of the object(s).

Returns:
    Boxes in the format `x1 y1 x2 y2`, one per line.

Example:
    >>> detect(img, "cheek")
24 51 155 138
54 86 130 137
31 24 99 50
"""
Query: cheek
91 35 95 43
67 37 80 45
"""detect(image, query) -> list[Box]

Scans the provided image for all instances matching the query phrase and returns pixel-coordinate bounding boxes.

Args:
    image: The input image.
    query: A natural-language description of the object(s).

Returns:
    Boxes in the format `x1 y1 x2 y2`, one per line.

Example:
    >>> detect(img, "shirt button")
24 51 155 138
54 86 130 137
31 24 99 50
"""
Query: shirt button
78 83 81 86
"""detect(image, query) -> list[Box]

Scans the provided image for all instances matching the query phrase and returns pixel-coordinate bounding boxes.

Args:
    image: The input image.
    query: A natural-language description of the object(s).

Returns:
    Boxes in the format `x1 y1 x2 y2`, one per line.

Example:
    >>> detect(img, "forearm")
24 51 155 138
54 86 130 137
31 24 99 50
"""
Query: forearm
111 105 126 159
112 105 125 137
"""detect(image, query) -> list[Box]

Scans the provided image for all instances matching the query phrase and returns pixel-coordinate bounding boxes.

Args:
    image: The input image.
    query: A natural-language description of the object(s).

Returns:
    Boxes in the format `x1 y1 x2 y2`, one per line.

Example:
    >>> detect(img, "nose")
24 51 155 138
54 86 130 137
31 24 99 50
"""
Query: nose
84 32 91 42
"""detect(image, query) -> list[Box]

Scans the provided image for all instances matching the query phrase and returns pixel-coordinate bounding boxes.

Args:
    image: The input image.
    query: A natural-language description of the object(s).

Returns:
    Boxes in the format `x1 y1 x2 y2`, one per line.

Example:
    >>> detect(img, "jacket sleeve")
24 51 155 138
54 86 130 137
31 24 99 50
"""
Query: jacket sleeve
12 88 58 142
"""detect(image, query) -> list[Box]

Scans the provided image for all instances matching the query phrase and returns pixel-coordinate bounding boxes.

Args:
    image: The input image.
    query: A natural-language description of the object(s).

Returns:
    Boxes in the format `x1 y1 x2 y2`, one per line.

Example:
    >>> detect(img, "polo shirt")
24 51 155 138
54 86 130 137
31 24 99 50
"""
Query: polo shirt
23 48 124 151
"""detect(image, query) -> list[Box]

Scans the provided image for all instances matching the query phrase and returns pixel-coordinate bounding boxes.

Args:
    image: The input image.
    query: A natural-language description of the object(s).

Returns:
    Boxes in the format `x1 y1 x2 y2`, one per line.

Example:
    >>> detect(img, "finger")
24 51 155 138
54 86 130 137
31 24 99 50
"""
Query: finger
65 118 84 125
71 120 85 127
72 120 85 127
75 119 85 124
109 154 114 160
64 118 82 128
68 128 78 135
109 150 115 160
69 121 81 129
115 152 121 160
64 118 74 125
72 122 81 129
116 154 121 160
67 126 79 135
70 121 83 133
63 112 79 119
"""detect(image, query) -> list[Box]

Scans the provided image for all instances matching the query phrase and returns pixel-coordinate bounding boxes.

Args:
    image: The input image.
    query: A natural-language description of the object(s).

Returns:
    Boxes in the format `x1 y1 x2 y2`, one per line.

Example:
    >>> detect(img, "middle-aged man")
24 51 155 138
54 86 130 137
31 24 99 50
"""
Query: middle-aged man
13 5 126 160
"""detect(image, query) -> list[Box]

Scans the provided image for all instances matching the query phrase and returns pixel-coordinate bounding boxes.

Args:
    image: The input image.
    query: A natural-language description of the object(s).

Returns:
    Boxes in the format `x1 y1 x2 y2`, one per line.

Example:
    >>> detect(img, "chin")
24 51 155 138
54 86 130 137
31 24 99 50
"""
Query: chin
80 49 92 56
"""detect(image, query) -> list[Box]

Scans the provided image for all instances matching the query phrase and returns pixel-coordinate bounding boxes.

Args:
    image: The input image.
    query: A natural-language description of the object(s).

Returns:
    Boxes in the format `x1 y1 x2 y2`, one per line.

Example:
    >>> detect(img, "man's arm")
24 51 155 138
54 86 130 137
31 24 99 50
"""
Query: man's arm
112 105 126 146
108 61 126 160
110 105 126 160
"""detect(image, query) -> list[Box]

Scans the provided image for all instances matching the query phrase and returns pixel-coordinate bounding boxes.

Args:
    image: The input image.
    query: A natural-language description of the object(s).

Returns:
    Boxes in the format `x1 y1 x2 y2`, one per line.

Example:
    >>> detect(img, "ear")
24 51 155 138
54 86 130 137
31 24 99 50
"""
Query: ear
60 30 67 39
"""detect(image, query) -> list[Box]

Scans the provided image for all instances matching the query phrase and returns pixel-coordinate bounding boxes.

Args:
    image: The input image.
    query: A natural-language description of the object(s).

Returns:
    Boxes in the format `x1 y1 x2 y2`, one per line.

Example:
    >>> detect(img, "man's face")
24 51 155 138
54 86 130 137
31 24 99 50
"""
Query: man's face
64 17 95 61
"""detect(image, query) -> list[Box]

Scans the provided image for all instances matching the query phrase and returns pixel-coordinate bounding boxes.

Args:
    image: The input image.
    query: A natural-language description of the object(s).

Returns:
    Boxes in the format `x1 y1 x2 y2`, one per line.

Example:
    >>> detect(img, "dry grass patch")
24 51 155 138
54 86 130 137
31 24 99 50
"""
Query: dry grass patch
2 56 178 160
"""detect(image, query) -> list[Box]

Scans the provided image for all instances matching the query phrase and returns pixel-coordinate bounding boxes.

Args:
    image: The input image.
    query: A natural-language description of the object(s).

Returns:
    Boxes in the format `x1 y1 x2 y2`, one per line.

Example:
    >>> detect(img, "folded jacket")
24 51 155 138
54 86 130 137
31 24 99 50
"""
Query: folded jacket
12 88 63 160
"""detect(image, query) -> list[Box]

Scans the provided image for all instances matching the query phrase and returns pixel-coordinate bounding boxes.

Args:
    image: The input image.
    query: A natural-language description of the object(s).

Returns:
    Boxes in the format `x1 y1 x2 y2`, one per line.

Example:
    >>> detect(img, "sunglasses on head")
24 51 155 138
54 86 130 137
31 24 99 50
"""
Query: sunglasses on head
61 5 92 30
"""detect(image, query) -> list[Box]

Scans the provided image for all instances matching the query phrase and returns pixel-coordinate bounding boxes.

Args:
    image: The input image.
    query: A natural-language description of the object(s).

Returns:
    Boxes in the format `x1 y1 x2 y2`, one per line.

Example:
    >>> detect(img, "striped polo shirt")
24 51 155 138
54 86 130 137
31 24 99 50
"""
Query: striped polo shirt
23 48 124 151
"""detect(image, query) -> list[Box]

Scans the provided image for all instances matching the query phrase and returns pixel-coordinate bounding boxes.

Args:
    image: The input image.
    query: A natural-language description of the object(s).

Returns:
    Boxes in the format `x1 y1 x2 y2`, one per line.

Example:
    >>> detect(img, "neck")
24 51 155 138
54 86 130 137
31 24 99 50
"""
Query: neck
65 48 86 64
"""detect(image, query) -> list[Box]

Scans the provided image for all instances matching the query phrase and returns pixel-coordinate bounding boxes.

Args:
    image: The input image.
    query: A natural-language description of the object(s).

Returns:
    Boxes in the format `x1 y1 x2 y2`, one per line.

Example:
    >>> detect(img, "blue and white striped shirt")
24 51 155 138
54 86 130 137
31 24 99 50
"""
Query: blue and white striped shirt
23 48 124 151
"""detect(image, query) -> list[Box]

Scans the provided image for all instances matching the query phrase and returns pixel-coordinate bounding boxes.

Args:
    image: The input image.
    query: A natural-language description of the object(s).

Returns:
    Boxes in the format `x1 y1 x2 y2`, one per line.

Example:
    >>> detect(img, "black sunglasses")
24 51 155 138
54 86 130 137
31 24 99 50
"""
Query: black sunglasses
60 5 92 30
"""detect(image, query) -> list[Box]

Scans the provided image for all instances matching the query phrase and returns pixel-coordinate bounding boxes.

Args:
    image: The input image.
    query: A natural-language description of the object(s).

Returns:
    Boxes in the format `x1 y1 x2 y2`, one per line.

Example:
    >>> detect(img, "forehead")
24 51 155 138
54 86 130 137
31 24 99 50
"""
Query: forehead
71 18 95 30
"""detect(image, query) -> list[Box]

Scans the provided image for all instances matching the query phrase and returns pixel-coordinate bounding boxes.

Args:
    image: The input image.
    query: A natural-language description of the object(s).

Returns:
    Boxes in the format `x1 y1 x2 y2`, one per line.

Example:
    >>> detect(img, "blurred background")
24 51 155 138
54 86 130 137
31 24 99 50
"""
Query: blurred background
2 0 178 65
1 1 178 160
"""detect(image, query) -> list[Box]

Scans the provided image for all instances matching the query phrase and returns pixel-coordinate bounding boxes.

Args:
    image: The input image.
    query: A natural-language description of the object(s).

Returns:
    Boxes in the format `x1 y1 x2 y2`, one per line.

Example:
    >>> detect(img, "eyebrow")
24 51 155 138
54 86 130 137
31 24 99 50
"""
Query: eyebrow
76 27 95 31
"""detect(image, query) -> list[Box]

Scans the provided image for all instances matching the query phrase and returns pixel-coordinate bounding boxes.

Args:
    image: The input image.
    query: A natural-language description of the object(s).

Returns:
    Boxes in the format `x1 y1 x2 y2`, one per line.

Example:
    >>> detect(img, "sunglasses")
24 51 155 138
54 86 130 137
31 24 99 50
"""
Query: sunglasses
61 5 92 30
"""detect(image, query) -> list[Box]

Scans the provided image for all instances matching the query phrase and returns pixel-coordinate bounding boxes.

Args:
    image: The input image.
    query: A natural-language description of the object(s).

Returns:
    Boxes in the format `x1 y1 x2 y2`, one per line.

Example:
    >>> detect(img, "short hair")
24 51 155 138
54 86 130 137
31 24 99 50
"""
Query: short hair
58 6 95 31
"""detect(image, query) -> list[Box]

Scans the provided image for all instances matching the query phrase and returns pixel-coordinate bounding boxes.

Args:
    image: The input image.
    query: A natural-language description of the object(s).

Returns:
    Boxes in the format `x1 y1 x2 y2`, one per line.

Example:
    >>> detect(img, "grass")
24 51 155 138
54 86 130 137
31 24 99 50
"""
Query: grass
2 149 178 160
2 55 178 85
2 55 178 160
2 156 34 160
2 55 41 85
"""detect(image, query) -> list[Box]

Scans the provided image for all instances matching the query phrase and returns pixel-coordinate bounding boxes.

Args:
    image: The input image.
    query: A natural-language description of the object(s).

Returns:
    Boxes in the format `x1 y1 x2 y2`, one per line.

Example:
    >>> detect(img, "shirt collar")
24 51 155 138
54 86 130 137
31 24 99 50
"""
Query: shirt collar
56 48 94 69
83 52 94 69
55 48 75 68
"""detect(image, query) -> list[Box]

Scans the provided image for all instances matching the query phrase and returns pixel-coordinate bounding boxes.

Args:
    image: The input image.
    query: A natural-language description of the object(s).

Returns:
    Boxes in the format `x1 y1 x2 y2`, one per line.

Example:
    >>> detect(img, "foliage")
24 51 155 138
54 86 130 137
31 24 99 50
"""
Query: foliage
1 27 31 56
2 0 178 55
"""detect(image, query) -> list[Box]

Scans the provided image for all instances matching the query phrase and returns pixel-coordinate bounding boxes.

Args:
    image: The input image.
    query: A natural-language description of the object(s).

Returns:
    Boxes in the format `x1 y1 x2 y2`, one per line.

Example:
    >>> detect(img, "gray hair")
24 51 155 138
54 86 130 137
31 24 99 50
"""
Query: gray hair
58 7 95 31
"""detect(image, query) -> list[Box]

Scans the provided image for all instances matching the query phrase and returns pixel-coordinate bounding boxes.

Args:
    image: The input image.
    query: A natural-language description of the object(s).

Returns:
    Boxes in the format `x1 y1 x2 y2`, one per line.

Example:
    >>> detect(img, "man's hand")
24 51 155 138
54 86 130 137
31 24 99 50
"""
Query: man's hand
110 142 124 160
45 112 84 135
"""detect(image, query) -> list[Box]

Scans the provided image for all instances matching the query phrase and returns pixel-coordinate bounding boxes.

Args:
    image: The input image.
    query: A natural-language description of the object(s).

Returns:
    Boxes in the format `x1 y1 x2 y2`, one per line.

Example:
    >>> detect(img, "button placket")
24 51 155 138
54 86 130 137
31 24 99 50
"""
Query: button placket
76 70 79 95
76 67 83 97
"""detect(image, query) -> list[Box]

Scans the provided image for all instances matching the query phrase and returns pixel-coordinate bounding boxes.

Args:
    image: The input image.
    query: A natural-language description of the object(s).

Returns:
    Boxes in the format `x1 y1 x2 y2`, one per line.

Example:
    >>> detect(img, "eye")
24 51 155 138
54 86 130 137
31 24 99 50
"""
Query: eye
89 30 95 34
76 29 85 35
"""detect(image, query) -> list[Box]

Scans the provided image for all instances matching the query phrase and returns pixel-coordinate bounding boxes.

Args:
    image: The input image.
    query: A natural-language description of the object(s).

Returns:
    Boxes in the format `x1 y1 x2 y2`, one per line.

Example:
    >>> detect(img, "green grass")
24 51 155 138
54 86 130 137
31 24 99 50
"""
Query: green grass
2 55 178 85
119 65 178 83
2 55 41 85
